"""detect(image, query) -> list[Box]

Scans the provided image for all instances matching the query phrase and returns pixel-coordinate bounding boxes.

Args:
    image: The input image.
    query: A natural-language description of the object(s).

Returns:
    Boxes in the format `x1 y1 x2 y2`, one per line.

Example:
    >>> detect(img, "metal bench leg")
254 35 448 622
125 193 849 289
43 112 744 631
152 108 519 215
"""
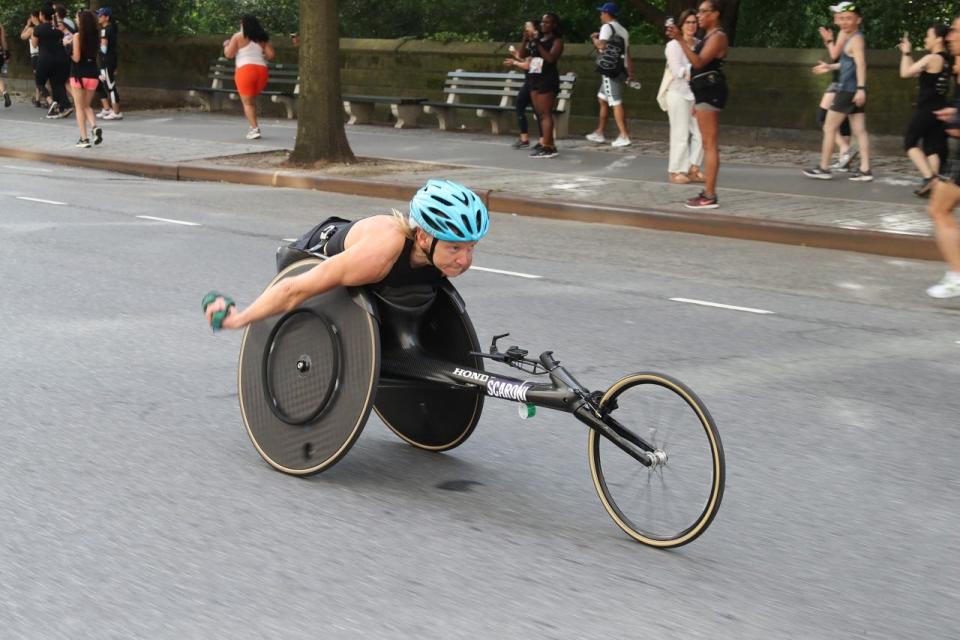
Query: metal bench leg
344 101 375 125
391 104 421 129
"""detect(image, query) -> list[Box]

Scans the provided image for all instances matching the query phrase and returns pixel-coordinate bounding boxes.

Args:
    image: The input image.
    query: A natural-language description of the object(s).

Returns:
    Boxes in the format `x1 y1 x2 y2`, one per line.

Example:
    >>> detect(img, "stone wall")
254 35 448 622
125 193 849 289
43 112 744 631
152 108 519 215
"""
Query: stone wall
3 36 915 141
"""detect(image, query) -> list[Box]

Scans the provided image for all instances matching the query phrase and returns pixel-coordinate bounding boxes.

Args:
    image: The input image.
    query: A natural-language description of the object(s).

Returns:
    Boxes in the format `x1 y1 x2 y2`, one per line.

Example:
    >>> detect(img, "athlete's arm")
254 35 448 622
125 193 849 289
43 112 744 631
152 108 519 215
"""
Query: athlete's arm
673 30 727 69
222 32 240 58
213 226 404 330
262 41 275 61
852 36 867 106
537 37 563 64
71 31 80 63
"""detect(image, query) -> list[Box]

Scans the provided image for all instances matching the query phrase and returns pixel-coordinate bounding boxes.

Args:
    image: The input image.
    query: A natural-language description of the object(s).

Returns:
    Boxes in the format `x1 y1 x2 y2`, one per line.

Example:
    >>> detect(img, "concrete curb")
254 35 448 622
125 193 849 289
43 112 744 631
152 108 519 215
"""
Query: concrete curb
0 145 939 261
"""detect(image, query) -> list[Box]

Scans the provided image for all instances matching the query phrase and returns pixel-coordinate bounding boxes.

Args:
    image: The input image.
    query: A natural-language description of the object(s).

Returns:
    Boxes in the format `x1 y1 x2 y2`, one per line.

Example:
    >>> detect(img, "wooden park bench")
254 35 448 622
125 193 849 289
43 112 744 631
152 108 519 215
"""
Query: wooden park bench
422 69 577 138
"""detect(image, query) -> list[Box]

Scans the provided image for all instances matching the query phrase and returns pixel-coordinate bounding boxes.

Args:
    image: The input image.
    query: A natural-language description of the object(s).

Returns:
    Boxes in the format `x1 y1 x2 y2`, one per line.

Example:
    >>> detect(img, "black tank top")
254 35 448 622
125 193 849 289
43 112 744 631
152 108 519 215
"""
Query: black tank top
917 52 951 109
322 219 444 290
536 36 560 79
693 30 725 75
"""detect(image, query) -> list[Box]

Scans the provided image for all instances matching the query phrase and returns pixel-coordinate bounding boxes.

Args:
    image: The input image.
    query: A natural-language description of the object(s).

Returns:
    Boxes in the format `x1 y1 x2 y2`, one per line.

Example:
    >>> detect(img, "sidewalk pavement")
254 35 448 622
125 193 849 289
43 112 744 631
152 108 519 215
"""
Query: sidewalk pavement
0 106 941 260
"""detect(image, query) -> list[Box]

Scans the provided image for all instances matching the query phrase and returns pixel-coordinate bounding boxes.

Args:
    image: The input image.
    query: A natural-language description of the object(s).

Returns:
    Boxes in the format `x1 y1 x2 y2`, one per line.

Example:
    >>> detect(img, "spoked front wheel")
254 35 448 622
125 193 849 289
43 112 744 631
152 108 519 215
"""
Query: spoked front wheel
588 372 724 548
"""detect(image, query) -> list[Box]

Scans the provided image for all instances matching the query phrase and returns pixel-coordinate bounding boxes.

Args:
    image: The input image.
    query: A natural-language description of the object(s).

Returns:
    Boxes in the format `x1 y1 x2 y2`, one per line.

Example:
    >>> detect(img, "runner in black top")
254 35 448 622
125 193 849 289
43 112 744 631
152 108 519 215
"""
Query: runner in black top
70 11 103 148
899 25 951 197
32 6 72 119
523 13 563 159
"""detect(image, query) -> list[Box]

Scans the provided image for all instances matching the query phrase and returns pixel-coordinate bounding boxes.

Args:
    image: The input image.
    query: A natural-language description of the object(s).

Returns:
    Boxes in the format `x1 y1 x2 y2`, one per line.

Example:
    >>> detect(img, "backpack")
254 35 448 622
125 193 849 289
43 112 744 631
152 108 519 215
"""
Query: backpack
596 33 626 78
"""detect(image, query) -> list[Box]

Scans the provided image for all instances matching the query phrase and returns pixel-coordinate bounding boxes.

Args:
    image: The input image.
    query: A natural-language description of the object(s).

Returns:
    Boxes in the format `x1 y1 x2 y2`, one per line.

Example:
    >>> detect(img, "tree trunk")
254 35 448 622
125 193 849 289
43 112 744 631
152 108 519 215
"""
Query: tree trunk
629 0 741 45
289 0 356 164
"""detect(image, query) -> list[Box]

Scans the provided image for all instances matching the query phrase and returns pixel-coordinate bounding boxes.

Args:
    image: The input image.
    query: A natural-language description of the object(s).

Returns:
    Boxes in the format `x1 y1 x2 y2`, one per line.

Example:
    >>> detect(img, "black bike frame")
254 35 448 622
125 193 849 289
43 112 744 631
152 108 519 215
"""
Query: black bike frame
381 350 659 467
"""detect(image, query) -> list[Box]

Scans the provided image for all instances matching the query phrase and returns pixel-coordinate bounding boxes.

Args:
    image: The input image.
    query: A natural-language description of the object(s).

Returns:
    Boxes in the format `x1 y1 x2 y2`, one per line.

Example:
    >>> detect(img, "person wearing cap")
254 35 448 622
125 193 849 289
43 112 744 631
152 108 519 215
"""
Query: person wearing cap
95 7 122 120
804 2 872 181
202 180 490 331
0 21 11 108
816 5 856 173
586 2 633 148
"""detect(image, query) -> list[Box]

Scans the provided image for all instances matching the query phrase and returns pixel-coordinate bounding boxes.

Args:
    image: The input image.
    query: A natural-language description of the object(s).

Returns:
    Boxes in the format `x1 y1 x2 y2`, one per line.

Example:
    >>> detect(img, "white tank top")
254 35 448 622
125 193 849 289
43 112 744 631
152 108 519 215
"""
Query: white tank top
235 40 267 68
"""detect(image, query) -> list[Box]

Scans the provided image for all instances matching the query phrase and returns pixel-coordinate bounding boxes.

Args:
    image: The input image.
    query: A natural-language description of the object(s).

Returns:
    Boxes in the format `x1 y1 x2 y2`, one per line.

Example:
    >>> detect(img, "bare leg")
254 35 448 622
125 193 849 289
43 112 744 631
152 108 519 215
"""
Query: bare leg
848 113 870 171
819 110 845 170
929 181 960 272
240 95 258 129
928 153 941 176
907 147 934 179
594 99 609 137
695 109 720 197
533 91 555 148
612 103 629 139
71 85 87 139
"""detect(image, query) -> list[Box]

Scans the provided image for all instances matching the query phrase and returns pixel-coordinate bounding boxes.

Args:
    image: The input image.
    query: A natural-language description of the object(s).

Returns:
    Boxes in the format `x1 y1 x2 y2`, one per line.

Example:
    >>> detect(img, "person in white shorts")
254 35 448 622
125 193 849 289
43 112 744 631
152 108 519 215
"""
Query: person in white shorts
586 2 633 148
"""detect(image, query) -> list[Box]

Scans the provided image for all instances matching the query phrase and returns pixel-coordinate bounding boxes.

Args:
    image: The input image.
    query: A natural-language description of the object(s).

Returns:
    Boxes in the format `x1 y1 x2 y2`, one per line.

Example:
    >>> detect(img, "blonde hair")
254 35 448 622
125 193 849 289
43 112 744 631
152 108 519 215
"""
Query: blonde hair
391 208 418 240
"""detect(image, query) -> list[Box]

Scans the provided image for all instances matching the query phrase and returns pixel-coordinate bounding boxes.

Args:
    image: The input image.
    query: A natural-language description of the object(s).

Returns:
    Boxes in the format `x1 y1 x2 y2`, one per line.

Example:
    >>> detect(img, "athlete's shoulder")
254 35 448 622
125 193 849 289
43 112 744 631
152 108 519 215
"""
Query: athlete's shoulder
349 215 407 250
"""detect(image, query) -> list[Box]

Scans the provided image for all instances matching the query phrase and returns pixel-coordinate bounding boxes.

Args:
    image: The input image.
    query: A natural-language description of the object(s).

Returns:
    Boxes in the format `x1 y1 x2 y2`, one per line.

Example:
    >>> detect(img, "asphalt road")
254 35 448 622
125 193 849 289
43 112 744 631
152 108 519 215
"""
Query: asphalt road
1 159 958 639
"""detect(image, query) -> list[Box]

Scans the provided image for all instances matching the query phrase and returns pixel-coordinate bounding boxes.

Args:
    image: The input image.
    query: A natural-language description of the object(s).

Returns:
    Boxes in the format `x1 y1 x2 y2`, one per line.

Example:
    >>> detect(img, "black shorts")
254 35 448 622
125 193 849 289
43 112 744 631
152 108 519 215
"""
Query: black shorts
530 72 560 95
830 90 864 115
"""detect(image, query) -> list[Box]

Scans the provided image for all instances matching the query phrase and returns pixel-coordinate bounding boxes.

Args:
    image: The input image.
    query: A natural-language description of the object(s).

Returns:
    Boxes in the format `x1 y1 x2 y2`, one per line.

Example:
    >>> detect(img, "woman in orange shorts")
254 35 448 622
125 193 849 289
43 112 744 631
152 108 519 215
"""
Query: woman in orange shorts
223 15 275 140
69 11 102 148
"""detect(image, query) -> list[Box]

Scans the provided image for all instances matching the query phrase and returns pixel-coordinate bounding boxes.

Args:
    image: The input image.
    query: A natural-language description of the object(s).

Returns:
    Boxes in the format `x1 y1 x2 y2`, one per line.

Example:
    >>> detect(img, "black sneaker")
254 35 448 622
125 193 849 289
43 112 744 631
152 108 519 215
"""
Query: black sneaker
848 169 874 182
530 146 557 158
75 137 91 148
803 166 833 180
45 101 60 118
2 92 10 108
511 139 530 149
59 106 74 119
532 142 543 152
685 192 719 209
92 126 103 146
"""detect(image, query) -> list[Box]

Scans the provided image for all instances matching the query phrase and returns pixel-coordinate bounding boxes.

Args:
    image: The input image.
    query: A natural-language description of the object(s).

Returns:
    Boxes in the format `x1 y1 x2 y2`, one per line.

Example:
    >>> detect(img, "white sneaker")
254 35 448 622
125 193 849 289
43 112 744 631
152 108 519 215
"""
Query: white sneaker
585 131 606 143
611 136 631 148
102 111 123 120
246 127 261 140
96 108 111 118
926 272 960 299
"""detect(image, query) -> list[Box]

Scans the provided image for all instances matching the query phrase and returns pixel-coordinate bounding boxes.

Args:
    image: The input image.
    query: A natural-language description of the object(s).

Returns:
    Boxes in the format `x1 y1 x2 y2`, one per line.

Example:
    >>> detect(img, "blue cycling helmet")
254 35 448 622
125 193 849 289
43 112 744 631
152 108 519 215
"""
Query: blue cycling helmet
409 179 490 243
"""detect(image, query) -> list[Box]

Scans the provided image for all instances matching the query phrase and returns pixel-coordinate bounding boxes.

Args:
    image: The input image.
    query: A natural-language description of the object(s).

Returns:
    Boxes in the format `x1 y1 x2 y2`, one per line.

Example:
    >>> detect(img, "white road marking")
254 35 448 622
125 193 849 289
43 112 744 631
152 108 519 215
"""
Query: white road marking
669 297 775 315
836 282 865 291
16 196 66 205
4 165 54 173
471 266 542 279
142 117 173 124
136 215 200 226
282 238 298 242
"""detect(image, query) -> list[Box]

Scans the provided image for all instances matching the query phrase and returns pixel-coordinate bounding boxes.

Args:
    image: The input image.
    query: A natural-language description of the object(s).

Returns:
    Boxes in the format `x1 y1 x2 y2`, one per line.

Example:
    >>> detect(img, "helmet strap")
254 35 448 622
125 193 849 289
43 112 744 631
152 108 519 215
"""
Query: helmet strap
427 237 439 265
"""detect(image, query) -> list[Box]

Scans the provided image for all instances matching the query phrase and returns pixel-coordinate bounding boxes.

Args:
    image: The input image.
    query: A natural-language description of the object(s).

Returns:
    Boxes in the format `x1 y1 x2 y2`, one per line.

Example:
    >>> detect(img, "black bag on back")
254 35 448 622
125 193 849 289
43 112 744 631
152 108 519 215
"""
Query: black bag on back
596 33 626 78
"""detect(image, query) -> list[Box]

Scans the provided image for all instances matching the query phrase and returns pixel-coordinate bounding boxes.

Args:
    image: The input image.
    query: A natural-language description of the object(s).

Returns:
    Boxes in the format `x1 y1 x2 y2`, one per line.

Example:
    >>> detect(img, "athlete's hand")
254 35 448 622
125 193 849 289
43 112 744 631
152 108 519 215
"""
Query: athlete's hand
935 107 957 125
898 36 911 54
854 89 866 107
818 27 833 44
665 25 680 41
202 292 238 332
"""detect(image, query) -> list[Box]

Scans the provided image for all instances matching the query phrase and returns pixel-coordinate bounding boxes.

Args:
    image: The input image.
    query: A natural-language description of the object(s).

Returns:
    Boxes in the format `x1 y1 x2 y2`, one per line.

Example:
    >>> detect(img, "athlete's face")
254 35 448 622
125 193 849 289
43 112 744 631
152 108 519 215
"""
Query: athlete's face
925 27 941 52
837 12 860 33
420 233 477 278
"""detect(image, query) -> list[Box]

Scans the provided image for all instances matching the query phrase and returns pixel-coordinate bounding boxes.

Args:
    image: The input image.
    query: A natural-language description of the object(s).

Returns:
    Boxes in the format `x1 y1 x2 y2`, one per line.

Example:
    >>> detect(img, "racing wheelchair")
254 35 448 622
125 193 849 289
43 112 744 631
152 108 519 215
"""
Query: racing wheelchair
234 245 725 548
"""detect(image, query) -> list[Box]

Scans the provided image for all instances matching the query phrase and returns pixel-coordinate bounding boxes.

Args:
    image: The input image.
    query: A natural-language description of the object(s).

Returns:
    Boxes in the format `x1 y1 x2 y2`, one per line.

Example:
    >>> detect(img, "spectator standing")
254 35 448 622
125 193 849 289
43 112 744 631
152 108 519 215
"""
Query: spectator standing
663 10 703 184
223 15 275 140
804 2 872 182
899 25 951 198
32 5 72 119
667 0 728 209
504 20 543 150
1 21 11 108
95 7 122 120
22 12 50 108
515 13 563 158
586 3 633 148
69 10 103 148
817 7 855 172
926 15 960 299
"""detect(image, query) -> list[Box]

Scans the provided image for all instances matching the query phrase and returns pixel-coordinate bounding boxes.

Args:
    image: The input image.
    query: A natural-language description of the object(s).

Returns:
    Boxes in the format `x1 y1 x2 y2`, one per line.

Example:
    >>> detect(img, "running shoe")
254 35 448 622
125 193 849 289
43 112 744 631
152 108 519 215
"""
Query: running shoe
59 106 74 119
611 136 631 148
92 126 103 146
45 101 60 118
31 98 41 108
685 192 719 209
803 166 833 180
530 146 558 158
830 149 858 172
96 108 111 118
75 138 91 148
2 92 10 108
246 127 261 140
849 169 874 182
585 131 606 143
532 142 543 152
511 139 530 149
914 177 936 198
926 272 960 299
102 111 122 120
